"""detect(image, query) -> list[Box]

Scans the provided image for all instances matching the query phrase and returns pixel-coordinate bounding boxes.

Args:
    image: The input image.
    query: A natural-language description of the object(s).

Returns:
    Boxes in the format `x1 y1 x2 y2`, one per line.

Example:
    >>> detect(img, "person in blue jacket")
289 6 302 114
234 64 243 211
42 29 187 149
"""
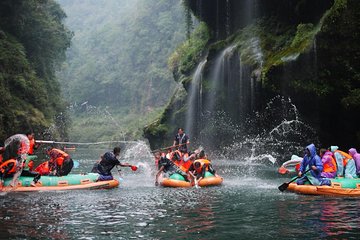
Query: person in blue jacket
296 143 331 186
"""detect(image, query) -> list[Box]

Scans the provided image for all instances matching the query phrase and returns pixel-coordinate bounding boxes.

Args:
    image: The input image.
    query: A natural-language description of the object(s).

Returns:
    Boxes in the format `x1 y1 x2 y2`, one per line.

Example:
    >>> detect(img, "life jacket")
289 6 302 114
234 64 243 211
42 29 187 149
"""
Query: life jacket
193 159 211 174
177 152 193 172
35 161 50 175
28 138 35 155
322 154 337 174
0 159 17 175
171 150 189 172
0 154 3 164
49 148 69 167
335 150 353 167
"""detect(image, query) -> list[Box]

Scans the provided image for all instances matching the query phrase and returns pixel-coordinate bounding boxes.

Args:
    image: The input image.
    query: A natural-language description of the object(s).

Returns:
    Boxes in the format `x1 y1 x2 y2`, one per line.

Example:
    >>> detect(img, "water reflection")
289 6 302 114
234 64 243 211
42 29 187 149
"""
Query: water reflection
1 149 360 239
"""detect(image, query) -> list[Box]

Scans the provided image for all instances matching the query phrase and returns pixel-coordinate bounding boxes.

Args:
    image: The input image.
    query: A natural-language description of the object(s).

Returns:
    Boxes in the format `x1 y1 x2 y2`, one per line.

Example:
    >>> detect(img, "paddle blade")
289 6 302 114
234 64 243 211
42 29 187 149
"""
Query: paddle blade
131 165 138 171
278 182 289 192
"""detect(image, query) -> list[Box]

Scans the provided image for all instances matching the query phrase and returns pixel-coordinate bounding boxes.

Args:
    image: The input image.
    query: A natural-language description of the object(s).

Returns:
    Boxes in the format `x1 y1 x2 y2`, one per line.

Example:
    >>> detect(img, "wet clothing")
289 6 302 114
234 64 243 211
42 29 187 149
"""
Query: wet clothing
321 151 337 178
174 133 189 153
92 151 121 179
331 146 357 178
189 159 216 179
158 157 187 179
297 144 330 186
349 148 360 176
28 138 36 155
48 148 73 176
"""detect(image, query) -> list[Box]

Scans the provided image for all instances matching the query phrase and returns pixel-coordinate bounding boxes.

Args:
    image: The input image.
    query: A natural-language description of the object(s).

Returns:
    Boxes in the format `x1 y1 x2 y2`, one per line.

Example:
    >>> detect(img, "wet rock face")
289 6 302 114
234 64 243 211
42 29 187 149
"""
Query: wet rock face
145 1 360 150
186 0 334 40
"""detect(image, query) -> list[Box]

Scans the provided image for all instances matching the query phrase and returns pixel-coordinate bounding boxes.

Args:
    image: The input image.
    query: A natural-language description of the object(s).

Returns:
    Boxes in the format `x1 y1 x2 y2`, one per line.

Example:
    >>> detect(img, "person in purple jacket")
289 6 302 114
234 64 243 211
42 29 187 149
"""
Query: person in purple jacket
348 148 360 177
296 143 331 186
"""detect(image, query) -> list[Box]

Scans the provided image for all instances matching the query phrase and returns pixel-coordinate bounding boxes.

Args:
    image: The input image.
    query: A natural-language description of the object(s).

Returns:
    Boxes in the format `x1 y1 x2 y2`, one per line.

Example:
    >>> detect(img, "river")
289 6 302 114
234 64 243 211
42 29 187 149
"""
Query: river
1 146 360 239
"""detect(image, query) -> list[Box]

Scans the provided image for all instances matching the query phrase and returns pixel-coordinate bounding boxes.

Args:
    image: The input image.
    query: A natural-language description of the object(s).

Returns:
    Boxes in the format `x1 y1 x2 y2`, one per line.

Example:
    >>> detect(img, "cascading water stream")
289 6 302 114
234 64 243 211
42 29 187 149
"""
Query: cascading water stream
204 44 237 117
185 58 207 138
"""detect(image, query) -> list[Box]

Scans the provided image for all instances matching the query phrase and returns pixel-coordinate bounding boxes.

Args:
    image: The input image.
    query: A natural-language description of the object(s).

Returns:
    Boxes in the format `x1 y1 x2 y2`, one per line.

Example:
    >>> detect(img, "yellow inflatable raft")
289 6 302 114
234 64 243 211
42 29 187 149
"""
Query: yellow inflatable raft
161 172 223 188
286 177 360 196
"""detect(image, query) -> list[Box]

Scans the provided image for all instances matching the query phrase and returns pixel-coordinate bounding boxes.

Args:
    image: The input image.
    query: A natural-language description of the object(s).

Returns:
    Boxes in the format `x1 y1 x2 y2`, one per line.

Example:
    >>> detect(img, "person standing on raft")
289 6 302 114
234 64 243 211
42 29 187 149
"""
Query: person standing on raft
296 144 331 186
92 147 133 181
173 128 190 154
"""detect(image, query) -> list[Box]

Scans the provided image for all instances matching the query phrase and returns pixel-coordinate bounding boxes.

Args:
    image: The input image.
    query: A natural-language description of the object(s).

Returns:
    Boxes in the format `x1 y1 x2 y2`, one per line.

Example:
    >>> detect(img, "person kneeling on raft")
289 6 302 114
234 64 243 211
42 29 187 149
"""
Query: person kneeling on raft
296 144 331 186
188 156 218 184
155 153 188 186
46 147 74 176
91 147 132 181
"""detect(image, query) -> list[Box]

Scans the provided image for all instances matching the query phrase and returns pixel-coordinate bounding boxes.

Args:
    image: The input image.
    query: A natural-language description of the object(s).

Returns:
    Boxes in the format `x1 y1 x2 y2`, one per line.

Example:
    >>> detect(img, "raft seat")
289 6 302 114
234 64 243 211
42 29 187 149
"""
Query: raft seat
57 180 69 186
80 179 91 184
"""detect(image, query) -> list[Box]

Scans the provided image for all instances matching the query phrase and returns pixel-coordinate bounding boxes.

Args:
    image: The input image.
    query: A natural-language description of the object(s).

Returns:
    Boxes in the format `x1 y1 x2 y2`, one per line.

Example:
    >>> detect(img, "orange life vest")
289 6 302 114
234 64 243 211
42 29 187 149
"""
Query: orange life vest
323 155 337 173
35 161 50 175
49 148 69 167
28 138 35 155
335 150 353 166
0 159 17 175
193 159 211 174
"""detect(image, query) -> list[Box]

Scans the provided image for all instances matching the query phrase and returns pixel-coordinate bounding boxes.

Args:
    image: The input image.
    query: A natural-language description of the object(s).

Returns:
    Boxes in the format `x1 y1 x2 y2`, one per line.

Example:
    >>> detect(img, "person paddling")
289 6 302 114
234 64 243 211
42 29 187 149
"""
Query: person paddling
296 144 331 186
92 147 133 181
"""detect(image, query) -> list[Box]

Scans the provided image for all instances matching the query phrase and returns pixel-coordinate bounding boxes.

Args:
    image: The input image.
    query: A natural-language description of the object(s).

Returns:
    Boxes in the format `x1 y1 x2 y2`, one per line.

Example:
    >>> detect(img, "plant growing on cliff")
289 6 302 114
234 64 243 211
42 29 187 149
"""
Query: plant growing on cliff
168 22 210 79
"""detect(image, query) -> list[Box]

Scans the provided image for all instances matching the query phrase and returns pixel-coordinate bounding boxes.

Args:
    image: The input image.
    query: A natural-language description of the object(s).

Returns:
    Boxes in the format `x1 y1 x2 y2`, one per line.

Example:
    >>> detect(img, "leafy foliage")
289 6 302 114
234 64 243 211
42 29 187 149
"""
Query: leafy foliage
0 0 72 142
57 0 187 141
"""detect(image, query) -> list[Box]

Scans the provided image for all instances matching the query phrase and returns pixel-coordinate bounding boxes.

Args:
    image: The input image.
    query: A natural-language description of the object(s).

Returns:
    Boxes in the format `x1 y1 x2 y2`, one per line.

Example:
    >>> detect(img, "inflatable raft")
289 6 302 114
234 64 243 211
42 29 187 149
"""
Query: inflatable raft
161 172 223 188
286 178 360 196
0 173 119 192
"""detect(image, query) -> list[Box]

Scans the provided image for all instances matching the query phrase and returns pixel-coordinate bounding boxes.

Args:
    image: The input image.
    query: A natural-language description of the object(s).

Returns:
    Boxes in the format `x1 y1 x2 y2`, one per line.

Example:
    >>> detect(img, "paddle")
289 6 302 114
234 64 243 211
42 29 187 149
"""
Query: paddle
150 143 187 153
278 168 311 192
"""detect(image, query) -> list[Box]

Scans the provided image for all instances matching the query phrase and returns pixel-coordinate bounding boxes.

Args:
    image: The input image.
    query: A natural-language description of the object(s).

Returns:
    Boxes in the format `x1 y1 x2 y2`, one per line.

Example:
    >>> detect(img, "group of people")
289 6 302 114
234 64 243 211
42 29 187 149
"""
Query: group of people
0 133 74 187
296 143 360 186
154 128 218 187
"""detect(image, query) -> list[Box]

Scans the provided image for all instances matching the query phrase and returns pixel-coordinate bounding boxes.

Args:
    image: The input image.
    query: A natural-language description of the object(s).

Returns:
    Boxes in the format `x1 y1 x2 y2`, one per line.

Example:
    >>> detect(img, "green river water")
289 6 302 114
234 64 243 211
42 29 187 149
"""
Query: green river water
1 147 360 239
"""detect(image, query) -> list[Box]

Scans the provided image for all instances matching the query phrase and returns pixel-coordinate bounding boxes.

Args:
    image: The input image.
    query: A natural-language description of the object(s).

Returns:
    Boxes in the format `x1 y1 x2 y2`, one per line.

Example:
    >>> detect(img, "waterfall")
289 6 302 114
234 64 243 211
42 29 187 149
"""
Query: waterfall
185 59 207 138
205 45 237 116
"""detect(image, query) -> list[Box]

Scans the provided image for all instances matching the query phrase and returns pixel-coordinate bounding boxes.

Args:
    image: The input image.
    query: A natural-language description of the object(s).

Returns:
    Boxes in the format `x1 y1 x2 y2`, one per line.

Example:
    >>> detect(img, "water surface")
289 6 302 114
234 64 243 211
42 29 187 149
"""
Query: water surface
1 148 360 239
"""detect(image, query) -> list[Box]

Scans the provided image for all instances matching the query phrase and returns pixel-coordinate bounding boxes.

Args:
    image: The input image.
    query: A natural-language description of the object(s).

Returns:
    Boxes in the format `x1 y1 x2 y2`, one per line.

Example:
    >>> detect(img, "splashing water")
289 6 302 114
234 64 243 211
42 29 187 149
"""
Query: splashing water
3 134 30 160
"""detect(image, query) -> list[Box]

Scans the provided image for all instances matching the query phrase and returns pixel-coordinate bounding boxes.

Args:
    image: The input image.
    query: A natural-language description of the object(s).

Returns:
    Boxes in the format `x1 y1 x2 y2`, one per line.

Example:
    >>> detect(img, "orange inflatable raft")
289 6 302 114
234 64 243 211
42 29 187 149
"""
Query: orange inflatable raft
0 173 119 192
286 178 360 197
161 172 223 188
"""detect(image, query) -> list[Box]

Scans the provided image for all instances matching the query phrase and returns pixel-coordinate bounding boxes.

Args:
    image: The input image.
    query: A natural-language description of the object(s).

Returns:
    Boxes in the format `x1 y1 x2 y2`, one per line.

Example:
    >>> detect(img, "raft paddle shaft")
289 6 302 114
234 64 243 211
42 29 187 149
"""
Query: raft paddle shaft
278 168 311 192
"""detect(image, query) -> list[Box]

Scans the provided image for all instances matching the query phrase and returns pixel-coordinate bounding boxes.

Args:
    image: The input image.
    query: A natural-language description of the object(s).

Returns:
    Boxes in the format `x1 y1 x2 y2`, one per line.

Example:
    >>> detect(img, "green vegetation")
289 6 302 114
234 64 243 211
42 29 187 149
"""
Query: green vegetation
168 22 210 79
57 0 187 141
0 0 72 142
